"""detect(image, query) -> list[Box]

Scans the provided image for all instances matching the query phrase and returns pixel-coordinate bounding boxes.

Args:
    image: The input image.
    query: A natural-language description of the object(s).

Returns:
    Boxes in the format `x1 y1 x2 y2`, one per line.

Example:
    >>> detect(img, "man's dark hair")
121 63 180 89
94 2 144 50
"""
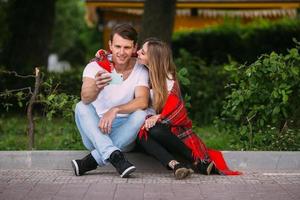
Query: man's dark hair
110 23 138 45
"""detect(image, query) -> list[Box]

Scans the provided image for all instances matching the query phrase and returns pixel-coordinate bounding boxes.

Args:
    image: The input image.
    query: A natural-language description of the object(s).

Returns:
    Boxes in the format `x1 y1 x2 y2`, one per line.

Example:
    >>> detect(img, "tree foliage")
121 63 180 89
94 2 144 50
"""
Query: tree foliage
1 0 55 73
50 0 100 66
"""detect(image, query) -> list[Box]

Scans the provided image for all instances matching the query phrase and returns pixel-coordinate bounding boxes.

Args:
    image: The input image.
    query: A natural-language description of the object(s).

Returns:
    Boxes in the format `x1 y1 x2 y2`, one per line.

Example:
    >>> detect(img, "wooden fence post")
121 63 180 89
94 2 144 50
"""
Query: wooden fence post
27 67 41 150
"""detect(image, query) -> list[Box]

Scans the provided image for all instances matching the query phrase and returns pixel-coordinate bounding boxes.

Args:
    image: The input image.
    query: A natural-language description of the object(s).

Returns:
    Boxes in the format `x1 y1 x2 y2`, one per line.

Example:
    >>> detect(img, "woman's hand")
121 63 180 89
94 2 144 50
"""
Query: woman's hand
145 114 160 131
98 107 119 134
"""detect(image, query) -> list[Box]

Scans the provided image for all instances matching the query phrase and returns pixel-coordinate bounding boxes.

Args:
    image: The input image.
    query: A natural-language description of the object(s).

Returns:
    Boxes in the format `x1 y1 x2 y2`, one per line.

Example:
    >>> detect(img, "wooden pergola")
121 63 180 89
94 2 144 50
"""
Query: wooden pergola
86 0 300 9
85 0 300 47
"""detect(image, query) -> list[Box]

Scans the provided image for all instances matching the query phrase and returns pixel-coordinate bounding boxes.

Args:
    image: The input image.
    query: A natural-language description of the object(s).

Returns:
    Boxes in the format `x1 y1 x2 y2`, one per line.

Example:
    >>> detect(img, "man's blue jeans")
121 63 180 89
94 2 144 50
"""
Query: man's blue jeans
75 101 147 166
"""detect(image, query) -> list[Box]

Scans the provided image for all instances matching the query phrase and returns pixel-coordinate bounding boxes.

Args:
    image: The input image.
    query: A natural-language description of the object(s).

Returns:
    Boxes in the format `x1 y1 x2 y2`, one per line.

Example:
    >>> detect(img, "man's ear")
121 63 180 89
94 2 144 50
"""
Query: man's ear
109 40 112 51
133 43 138 53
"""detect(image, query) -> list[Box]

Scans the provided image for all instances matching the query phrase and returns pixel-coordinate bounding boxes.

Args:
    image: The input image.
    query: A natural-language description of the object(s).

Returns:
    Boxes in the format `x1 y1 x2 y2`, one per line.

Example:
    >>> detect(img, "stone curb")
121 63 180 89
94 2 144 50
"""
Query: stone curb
0 151 299 170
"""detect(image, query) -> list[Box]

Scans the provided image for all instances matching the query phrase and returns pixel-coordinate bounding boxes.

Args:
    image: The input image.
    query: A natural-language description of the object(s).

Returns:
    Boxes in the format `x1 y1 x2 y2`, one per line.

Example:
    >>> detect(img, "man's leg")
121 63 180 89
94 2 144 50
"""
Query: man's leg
109 109 147 151
74 101 119 165
73 102 136 177
99 110 146 177
72 101 118 176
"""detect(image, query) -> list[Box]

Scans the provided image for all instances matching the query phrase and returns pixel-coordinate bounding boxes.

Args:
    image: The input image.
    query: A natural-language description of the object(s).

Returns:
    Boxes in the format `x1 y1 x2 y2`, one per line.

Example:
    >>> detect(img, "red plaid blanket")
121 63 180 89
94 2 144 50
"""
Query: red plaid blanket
139 81 241 175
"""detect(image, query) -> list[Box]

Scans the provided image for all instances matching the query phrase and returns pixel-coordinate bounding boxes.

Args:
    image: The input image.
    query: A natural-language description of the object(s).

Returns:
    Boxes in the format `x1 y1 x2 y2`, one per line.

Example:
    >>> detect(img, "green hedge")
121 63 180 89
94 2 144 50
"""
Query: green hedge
217 44 300 150
171 18 300 125
174 50 229 125
172 19 300 65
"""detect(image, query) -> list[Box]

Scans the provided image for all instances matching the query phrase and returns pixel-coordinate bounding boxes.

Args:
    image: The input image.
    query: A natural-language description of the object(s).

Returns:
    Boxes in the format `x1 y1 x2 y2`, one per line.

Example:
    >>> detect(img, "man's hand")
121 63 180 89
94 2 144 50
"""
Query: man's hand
145 115 160 131
98 107 119 134
95 71 112 91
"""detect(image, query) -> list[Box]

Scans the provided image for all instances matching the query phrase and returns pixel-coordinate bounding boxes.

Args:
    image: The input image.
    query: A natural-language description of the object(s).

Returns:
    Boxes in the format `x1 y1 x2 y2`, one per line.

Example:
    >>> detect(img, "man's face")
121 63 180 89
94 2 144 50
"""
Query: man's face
109 33 136 66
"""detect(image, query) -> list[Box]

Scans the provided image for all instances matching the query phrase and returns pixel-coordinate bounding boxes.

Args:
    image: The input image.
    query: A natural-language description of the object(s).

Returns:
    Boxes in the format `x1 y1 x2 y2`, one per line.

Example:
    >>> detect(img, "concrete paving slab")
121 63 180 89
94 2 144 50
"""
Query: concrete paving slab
0 169 299 200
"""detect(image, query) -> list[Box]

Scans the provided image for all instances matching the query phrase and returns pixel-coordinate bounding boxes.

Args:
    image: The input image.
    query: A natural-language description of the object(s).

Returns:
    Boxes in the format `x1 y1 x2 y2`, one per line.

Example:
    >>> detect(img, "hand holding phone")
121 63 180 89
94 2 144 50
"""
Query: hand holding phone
110 70 123 84
95 71 112 90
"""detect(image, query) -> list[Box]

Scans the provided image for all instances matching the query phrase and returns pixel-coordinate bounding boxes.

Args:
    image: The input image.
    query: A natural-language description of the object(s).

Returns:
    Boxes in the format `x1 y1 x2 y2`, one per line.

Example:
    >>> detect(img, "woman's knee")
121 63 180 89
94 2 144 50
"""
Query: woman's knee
149 123 169 138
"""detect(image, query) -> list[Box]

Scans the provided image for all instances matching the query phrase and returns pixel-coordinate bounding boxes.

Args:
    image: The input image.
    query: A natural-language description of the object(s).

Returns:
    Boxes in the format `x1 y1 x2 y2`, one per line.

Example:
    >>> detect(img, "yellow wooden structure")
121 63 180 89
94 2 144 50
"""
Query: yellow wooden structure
85 0 300 47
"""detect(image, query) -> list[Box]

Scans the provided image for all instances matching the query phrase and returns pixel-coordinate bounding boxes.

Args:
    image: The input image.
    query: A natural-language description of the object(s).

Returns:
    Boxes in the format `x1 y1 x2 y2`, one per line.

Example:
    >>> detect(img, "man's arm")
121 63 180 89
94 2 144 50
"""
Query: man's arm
114 86 149 113
81 71 112 104
81 77 99 104
99 86 149 133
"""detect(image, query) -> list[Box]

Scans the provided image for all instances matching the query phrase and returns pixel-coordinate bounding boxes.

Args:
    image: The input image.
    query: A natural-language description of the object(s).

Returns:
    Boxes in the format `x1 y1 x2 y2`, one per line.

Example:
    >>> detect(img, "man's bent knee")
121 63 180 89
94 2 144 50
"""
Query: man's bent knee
130 109 147 125
75 101 94 117
132 109 147 118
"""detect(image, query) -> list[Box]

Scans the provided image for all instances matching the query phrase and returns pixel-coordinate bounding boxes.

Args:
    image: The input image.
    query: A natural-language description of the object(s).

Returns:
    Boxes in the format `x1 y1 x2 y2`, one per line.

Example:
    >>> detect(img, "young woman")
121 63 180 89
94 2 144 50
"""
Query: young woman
136 38 241 179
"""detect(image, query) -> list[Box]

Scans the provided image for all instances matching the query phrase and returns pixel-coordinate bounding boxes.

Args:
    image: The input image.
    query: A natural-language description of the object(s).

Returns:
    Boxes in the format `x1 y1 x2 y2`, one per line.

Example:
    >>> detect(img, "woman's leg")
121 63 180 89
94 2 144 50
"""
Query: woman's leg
136 134 174 168
149 123 217 175
149 123 194 162
137 128 193 179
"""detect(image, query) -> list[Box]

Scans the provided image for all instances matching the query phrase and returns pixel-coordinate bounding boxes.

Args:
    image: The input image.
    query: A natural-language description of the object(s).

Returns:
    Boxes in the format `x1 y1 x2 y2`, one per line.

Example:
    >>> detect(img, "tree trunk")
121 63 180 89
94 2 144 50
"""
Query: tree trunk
3 0 55 73
139 0 176 46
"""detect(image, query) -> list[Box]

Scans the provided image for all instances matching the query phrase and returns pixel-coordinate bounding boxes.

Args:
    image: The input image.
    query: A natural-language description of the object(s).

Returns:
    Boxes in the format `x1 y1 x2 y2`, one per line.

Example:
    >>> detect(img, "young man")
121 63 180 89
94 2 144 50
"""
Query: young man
72 24 149 178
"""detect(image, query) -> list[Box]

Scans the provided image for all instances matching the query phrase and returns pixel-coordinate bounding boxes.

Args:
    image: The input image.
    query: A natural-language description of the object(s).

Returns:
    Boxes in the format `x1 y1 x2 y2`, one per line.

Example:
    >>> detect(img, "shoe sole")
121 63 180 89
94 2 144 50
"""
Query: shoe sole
120 166 136 178
175 168 193 180
206 162 214 175
71 160 80 176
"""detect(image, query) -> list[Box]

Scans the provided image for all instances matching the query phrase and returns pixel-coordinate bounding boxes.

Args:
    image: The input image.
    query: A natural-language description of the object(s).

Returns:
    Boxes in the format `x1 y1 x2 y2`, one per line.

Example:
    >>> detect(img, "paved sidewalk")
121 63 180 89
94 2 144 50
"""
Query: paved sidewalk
0 169 299 200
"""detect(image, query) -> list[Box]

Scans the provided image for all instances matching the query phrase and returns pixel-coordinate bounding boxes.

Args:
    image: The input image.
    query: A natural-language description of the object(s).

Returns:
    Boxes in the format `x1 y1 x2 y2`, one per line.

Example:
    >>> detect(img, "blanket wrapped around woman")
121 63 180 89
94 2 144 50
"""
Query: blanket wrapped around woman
139 81 241 175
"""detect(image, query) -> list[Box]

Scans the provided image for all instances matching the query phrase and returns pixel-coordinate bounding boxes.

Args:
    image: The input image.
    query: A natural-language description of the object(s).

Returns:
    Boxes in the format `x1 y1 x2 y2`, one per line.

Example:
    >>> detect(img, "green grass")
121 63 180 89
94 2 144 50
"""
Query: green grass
0 114 85 150
194 126 238 151
0 114 234 150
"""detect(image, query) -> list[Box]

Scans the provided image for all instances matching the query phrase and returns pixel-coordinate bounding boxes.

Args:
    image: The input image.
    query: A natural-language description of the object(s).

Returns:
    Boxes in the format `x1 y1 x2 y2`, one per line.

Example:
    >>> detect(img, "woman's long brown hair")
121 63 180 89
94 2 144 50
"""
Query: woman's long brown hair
145 39 177 113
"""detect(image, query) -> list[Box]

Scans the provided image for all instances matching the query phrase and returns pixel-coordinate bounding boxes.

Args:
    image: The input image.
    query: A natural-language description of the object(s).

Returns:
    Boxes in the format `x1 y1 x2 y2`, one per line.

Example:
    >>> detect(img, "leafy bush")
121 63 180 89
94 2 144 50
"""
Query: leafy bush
0 68 82 114
0 68 81 149
175 49 230 125
217 43 300 150
172 18 300 65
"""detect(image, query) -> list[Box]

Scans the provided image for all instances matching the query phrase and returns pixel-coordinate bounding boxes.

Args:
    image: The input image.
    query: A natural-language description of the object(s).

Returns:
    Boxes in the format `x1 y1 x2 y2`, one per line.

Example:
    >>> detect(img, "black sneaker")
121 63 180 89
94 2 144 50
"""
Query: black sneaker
173 163 193 179
109 150 136 178
71 153 98 176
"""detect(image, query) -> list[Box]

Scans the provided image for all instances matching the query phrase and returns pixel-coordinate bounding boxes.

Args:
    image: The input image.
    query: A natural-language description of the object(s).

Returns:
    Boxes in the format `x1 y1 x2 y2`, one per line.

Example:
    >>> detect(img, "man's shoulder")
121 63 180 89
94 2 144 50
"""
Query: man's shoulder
85 61 98 68
83 61 101 78
134 62 148 74
83 61 100 72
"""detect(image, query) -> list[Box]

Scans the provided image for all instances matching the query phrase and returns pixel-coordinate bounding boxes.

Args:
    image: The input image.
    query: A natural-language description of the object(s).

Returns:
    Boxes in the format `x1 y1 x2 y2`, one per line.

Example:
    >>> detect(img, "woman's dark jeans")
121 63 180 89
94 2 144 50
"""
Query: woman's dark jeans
136 123 193 168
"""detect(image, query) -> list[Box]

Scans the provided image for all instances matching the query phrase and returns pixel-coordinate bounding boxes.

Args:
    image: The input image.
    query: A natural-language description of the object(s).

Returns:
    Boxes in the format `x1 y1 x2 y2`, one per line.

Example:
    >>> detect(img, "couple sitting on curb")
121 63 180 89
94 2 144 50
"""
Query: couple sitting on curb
71 23 241 179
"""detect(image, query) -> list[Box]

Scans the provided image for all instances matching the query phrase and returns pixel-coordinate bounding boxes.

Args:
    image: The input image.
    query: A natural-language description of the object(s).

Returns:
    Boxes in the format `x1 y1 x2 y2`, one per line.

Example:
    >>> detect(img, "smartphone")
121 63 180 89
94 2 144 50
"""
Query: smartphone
110 70 123 84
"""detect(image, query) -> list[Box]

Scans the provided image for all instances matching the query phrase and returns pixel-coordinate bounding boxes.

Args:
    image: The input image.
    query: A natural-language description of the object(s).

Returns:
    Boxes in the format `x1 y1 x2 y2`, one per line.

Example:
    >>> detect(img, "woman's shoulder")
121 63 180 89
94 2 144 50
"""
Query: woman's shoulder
167 78 175 92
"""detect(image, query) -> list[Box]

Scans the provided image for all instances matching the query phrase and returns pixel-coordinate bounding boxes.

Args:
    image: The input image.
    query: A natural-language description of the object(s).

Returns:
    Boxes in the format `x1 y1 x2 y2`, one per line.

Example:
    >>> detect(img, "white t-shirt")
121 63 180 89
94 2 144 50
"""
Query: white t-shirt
83 61 149 117
146 78 174 115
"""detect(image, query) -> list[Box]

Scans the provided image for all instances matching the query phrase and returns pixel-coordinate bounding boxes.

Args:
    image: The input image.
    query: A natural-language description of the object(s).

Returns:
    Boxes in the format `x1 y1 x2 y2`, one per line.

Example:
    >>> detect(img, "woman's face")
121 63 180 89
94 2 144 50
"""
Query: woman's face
137 42 149 66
